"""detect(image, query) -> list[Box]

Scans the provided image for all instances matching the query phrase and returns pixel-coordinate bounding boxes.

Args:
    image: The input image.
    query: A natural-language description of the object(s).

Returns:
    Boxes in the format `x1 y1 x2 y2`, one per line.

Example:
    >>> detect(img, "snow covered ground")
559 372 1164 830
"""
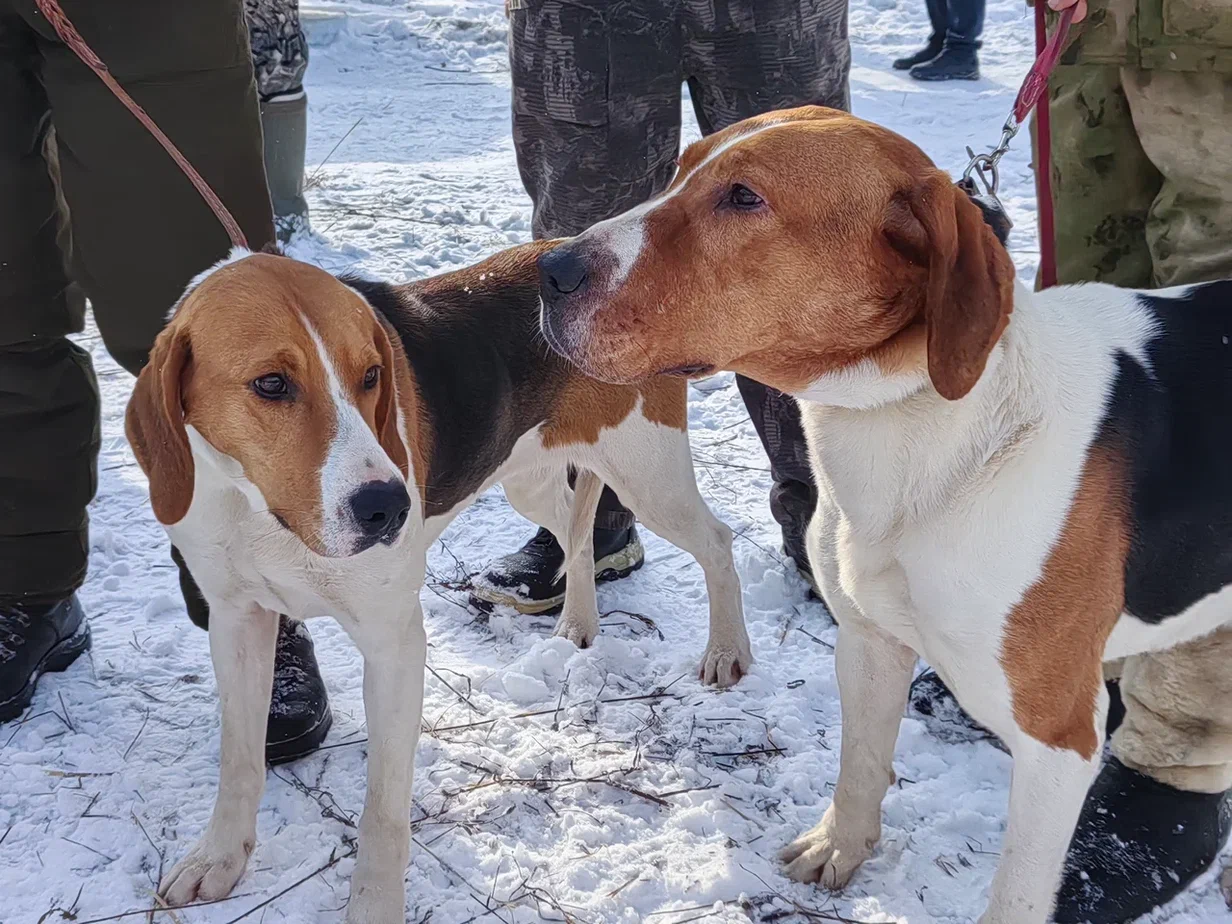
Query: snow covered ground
4 1 1230 922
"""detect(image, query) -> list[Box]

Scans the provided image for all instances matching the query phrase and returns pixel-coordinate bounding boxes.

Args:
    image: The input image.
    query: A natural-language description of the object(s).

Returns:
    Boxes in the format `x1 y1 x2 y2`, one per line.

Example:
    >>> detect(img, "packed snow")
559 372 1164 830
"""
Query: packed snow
4 0 1230 922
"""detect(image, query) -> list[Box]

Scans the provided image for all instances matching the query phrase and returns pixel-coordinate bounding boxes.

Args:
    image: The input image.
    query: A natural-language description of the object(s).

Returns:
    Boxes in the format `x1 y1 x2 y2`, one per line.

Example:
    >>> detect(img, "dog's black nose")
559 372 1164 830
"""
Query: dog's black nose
349 479 411 540
539 247 588 296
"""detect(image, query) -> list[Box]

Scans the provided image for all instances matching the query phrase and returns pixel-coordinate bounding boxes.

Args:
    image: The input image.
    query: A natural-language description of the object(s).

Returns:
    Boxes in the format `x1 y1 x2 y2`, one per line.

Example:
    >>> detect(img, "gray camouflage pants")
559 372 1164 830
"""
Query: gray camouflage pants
510 0 849 565
245 0 307 100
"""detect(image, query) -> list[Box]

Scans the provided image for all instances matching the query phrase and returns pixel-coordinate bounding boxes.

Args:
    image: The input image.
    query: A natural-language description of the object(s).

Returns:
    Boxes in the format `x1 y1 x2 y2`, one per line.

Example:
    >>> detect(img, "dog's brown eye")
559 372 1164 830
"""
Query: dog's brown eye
363 365 381 390
727 184 764 210
252 373 290 400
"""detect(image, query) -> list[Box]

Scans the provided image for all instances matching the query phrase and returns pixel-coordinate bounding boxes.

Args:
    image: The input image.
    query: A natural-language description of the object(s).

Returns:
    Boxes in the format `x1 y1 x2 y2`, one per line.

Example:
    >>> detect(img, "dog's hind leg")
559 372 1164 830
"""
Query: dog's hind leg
160 603 278 905
781 611 915 888
502 467 603 648
345 601 427 924
592 416 751 686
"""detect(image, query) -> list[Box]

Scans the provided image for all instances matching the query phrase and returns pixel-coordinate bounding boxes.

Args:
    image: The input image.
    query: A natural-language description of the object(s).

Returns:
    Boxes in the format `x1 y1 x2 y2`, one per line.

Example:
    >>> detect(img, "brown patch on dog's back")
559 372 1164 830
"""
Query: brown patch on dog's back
540 374 687 449
1001 447 1130 759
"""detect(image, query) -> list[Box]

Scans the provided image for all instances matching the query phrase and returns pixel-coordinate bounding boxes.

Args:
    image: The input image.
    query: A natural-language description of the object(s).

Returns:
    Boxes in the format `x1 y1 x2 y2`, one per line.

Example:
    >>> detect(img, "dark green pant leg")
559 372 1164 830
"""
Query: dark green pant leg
26 0 276 375
0 12 98 603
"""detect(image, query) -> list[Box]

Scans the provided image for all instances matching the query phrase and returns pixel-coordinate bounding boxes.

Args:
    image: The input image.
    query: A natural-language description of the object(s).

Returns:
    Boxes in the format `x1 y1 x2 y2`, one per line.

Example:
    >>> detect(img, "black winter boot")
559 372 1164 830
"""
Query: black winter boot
470 526 645 614
893 36 944 70
266 616 333 765
1054 758 1232 923
0 595 91 723
910 43 980 80
908 669 1126 750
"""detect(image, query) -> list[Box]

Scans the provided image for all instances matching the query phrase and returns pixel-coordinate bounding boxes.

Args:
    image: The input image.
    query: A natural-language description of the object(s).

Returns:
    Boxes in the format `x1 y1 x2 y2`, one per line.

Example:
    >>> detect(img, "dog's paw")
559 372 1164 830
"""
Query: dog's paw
553 612 599 648
159 835 253 905
346 877 406 924
698 639 753 687
779 807 875 890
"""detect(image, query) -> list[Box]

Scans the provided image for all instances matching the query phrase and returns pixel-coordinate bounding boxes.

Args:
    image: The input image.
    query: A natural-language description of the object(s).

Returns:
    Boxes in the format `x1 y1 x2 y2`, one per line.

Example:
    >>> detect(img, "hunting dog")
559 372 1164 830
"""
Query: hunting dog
126 242 750 922
534 105 1232 922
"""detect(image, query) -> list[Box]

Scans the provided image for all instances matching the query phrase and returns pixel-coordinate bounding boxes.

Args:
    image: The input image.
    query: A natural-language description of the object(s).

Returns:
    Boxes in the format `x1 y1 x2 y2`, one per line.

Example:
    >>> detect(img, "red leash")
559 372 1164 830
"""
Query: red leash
1031 1 1061 289
962 4 1074 288
33 0 250 250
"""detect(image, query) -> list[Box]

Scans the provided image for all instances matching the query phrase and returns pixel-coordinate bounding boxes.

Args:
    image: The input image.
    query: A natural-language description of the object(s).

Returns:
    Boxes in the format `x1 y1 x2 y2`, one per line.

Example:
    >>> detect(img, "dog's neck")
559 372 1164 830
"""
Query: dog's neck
797 282 1047 536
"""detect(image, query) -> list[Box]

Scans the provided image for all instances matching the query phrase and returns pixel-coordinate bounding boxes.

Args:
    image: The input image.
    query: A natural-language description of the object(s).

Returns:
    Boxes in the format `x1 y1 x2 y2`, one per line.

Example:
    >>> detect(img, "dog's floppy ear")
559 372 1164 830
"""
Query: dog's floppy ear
889 173 1016 400
126 323 195 524
372 319 409 479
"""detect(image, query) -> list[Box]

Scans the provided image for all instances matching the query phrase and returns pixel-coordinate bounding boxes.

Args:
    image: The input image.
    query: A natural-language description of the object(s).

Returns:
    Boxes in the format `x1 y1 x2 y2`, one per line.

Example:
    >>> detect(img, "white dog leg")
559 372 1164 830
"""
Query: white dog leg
160 603 278 905
346 605 427 924
781 615 916 888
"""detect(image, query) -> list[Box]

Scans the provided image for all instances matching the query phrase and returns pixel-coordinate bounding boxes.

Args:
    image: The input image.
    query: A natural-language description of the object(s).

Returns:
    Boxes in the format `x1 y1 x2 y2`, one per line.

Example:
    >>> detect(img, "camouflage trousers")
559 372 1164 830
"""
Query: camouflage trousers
1037 65 1232 288
509 0 850 566
1035 65 1232 795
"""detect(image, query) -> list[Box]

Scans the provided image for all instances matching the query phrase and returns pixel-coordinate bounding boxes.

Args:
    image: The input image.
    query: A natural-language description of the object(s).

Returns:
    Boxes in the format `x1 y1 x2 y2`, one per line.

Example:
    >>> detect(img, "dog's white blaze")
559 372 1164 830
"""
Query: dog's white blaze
583 120 790 292
302 315 400 555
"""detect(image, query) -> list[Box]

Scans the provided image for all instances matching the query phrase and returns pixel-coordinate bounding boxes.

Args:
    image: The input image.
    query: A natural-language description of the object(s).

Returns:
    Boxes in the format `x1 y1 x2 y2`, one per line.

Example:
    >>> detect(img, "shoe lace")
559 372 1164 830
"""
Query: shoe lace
0 606 32 660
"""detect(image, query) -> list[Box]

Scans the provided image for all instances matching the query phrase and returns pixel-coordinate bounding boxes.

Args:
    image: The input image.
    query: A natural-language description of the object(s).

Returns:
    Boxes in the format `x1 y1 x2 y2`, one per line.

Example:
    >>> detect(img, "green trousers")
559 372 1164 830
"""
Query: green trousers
0 0 275 603
1039 65 1232 287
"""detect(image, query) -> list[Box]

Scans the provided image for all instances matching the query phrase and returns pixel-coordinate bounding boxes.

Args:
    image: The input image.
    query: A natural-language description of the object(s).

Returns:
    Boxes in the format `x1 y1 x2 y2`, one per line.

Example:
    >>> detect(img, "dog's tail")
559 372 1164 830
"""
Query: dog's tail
556 469 604 584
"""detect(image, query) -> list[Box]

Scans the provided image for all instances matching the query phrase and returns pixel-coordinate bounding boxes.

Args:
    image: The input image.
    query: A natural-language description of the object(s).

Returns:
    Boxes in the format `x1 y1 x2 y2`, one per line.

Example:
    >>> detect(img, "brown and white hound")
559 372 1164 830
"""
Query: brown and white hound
536 105 1232 923
126 243 751 922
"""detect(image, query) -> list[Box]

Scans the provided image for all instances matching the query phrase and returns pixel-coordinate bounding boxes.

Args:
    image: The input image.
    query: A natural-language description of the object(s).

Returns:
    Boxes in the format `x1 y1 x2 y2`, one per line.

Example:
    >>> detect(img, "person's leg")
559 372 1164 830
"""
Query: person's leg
0 9 93 721
473 0 682 613
25 0 330 760
683 0 847 580
1036 65 1160 289
246 0 310 241
1052 69 1232 924
893 0 946 70
909 0 982 80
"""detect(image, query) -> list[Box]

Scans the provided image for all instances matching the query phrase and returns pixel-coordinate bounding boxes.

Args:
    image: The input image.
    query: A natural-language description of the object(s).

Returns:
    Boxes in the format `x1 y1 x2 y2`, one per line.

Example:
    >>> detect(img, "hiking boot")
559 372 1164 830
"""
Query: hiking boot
908 669 1125 750
265 616 333 765
893 37 944 70
260 90 310 242
910 44 980 81
0 595 91 723
470 526 645 614
1054 759 1232 923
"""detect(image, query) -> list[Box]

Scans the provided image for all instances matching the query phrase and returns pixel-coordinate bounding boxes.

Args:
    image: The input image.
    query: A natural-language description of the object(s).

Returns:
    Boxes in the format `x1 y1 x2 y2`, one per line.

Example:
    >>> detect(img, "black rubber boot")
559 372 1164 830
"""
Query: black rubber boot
266 616 333 765
260 90 310 242
0 595 91 723
470 526 645 615
908 669 1126 751
893 36 944 70
910 43 980 81
1054 759 1232 923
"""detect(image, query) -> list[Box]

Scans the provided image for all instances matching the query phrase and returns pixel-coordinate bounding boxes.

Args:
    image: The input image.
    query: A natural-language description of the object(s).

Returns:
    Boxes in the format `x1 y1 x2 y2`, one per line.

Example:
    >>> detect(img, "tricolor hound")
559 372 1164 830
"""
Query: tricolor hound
535 105 1232 923
126 243 750 923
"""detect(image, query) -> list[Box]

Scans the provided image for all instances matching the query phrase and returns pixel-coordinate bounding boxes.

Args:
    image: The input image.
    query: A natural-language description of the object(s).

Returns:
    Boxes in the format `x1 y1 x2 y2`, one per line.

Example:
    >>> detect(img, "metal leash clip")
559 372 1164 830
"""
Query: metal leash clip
961 114 1020 204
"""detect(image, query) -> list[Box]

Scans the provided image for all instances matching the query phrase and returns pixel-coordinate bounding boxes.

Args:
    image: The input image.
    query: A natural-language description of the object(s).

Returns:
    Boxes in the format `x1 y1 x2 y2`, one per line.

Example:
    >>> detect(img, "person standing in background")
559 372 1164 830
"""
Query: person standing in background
246 0 311 240
893 0 985 79
471 0 848 618
0 0 331 763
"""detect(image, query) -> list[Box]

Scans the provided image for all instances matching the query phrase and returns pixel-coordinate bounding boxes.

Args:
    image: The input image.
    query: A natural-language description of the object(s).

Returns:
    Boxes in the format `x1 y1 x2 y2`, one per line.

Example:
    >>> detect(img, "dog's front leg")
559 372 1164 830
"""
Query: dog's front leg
346 605 427 924
979 705 1106 924
781 612 915 889
161 603 278 905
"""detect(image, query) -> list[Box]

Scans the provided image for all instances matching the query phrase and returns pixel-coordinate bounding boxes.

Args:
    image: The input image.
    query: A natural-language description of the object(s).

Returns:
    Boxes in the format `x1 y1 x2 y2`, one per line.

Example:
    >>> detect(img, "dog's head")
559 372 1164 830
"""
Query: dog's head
126 251 417 558
539 106 1015 405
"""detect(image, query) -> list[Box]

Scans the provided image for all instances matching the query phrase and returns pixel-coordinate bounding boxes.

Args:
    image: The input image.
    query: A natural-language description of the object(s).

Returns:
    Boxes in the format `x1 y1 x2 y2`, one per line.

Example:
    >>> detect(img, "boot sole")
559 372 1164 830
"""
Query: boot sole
470 538 646 616
266 706 334 766
0 621 92 724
